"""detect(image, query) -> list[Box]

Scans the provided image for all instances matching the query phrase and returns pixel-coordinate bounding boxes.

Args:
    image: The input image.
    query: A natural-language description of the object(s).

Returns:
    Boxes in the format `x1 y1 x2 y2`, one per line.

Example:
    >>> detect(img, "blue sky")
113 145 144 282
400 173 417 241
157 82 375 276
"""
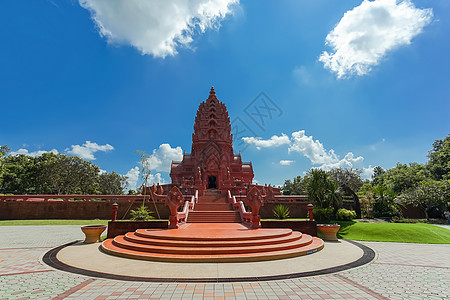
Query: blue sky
1 0 449 190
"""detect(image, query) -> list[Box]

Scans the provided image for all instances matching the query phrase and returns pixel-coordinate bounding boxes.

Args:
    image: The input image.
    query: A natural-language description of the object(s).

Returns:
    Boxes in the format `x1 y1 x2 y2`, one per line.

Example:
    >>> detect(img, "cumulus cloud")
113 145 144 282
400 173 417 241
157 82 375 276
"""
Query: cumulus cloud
124 167 140 191
125 166 166 191
280 160 295 166
319 0 433 78
361 165 375 179
243 130 370 172
145 143 183 172
79 0 239 58
288 130 365 170
66 141 114 160
242 134 290 150
10 148 58 157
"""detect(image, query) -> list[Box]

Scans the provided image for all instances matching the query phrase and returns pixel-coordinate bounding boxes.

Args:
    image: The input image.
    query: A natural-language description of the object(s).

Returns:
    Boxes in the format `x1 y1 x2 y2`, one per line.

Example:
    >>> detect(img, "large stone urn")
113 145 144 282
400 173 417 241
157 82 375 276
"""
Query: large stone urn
317 224 341 241
81 225 107 244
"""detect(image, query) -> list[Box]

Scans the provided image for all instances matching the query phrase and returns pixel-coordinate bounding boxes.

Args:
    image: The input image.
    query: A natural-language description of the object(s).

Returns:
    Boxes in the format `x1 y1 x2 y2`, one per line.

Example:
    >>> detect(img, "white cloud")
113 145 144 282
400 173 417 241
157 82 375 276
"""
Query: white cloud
361 165 375 179
242 134 290 150
10 148 58 157
319 0 433 78
125 166 140 191
66 141 114 160
289 130 366 170
79 0 239 58
146 143 183 172
288 130 338 165
124 166 166 191
280 160 295 166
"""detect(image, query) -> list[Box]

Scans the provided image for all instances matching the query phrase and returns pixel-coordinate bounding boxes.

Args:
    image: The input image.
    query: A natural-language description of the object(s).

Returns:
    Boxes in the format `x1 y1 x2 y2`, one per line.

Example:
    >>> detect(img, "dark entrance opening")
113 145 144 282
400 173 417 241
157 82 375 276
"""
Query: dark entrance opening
208 176 217 189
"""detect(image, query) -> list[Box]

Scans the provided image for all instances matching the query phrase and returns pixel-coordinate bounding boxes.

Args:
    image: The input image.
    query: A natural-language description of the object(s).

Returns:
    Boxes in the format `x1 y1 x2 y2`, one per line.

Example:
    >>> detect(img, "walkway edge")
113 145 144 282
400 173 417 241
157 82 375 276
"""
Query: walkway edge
42 239 375 283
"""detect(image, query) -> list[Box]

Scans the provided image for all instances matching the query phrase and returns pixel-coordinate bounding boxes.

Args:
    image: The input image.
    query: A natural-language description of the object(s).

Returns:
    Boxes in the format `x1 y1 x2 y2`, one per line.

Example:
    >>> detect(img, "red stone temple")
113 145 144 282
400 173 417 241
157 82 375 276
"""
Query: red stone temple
101 87 324 262
170 86 254 192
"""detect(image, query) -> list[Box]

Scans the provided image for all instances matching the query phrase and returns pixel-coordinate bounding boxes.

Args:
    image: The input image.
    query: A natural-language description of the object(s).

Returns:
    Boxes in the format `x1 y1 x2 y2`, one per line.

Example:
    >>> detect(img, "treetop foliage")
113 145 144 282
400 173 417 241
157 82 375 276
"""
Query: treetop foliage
0 149 127 195
281 134 450 218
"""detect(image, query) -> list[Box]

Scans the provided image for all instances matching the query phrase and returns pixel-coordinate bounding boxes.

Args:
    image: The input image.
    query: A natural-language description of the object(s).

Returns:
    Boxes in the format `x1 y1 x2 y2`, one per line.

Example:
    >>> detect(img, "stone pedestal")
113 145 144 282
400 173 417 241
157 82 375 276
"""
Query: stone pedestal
81 225 107 244
317 224 341 241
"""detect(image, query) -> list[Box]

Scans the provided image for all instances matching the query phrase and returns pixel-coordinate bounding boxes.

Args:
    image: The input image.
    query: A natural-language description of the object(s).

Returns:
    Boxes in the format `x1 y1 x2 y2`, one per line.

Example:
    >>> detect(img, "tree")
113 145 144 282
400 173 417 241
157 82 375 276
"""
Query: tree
0 154 38 194
136 150 160 219
305 169 341 209
402 180 450 220
0 145 9 159
328 168 363 218
378 163 429 194
98 171 127 195
41 153 100 194
371 183 400 218
0 145 11 190
372 166 385 185
328 168 363 192
427 134 450 180
281 176 307 195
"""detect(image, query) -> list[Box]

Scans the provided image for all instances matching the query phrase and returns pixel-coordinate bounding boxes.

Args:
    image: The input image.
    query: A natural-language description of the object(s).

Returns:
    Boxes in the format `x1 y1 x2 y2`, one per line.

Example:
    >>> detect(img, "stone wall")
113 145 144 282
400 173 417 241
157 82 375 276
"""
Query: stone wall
258 202 309 219
0 201 171 220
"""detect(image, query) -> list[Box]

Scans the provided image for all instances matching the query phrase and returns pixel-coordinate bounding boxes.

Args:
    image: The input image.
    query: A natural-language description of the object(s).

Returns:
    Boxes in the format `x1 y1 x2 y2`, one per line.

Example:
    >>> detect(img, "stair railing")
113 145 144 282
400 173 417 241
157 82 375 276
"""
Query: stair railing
175 190 198 226
227 190 252 226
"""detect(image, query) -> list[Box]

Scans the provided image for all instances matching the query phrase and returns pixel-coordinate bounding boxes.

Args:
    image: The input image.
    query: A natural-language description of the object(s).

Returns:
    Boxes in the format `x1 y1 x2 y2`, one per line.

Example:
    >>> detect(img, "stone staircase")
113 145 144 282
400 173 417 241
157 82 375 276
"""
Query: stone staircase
101 223 324 262
187 190 241 223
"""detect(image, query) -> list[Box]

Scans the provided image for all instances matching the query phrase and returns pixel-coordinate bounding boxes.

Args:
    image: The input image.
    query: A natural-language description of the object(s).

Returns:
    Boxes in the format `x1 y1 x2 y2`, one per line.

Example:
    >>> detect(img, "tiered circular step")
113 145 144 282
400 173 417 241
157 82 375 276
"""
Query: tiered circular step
102 226 324 262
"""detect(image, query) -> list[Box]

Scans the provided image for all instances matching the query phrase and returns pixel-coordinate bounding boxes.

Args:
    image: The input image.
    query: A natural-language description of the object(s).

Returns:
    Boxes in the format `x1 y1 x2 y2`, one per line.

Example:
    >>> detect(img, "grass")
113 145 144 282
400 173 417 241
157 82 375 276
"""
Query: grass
335 221 450 244
1 219 449 244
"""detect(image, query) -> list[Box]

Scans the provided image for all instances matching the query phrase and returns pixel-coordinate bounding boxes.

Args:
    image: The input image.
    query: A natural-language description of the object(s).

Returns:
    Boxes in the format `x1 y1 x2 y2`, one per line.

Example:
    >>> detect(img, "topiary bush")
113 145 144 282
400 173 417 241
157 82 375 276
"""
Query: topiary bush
336 208 357 221
313 207 334 222
273 204 290 219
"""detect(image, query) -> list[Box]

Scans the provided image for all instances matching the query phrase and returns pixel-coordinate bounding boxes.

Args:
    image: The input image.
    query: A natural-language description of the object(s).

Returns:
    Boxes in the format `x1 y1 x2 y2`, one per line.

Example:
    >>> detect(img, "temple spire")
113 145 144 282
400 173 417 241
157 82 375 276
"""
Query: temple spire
210 86 215 95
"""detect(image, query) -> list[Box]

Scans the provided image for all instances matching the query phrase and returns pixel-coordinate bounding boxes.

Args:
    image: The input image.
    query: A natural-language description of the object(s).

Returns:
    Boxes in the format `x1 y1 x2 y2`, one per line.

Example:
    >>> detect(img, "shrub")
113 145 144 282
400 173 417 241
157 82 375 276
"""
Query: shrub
372 201 402 218
336 208 357 221
313 207 334 222
273 204 290 219
130 205 154 221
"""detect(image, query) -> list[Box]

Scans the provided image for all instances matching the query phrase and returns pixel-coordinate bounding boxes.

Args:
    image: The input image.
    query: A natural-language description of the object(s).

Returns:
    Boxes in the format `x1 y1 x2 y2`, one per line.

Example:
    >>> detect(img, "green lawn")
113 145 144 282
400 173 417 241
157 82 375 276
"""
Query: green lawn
335 221 450 244
1 219 449 244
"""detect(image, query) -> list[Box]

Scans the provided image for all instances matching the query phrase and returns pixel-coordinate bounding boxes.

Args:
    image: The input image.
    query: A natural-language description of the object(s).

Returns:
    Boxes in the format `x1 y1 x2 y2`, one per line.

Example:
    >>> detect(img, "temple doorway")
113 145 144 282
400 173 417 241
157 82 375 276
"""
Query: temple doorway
208 176 217 189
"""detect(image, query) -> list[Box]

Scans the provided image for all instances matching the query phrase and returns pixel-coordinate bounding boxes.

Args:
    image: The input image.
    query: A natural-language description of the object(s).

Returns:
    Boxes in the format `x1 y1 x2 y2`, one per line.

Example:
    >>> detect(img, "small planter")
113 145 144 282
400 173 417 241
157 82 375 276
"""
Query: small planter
81 225 107 244
317 224 341 241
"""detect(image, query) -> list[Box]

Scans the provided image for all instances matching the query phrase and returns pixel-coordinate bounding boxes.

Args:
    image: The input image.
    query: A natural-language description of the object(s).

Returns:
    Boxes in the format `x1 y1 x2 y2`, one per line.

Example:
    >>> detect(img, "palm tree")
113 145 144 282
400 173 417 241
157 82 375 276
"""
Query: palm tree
306 168 341 209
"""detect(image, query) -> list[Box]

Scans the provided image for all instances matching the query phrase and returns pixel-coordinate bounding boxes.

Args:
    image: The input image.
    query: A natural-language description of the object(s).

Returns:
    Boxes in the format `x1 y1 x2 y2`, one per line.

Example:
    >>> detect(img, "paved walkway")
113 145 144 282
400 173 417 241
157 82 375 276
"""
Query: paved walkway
0 226 449 300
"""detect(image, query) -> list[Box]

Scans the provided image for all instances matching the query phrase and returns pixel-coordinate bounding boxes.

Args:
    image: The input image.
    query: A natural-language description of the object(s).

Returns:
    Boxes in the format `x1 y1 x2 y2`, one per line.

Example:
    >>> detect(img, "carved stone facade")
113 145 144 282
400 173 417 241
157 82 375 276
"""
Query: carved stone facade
170 87 254 192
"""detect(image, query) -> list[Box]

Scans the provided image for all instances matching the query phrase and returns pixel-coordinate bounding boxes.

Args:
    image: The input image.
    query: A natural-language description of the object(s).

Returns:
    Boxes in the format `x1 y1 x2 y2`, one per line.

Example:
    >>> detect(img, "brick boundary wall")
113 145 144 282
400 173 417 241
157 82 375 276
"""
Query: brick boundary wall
0 201 171 220
260 220 318 236
0 197 424 220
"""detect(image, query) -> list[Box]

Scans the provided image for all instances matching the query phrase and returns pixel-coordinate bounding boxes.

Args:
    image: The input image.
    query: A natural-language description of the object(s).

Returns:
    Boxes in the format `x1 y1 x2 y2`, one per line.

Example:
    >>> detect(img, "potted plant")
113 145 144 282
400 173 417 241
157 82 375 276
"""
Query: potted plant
306 169 342 241
130 204 154 221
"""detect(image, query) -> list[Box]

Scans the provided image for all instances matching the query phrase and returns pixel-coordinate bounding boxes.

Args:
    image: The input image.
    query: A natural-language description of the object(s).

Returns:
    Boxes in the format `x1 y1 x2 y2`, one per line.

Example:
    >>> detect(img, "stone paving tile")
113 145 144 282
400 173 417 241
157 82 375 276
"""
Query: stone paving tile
61 276 383 300
0 225 84 248
340 242 450 300
0 247 51 275
360 241 450 268
1 226 449 299
0 270 87 299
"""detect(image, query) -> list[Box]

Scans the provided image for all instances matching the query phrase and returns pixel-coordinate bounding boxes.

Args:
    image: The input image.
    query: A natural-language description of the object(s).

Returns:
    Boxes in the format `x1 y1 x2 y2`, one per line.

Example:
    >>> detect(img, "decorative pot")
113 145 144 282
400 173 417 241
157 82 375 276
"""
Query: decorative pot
81 225 107 244
317 224 341 241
